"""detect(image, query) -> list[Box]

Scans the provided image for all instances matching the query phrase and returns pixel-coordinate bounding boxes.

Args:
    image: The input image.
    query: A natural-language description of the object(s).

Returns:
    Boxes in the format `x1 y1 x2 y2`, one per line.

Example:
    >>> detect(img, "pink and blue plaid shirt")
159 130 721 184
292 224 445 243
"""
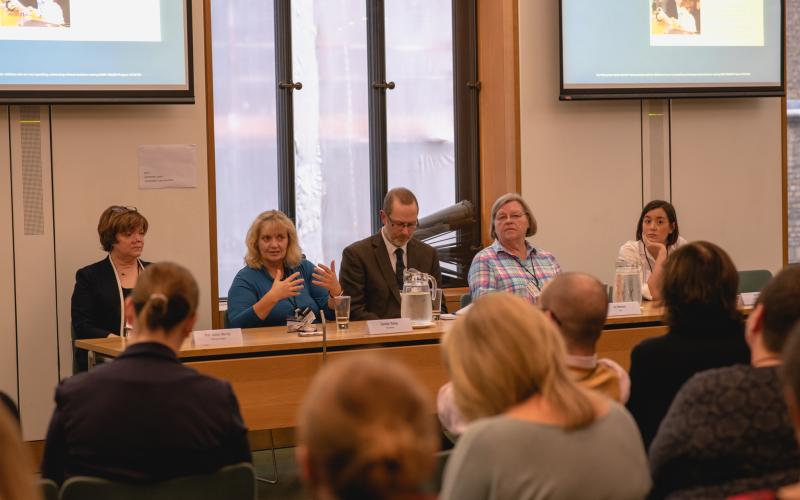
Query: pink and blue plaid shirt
468 240 561 304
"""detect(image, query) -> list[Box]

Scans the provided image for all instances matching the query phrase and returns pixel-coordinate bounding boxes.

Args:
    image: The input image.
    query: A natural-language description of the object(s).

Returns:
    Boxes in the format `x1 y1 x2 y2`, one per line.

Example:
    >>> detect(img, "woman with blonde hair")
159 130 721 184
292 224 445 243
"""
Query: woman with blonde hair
440 293 650 500
227 210 341 328
297 354 439 500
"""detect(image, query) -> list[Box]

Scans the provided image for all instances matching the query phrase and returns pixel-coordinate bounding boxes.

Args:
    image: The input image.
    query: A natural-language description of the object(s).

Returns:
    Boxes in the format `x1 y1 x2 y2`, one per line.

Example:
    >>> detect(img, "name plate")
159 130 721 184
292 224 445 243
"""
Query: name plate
367 318 413 335
739 292 760 307
192 328 244 347
607 302 642 317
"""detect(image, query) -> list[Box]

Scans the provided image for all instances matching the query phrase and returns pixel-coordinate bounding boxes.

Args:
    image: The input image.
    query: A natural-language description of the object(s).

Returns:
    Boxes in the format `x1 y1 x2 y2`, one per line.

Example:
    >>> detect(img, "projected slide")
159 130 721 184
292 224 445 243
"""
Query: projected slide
650 0 764 47
0 0 188 91
560 0 782 93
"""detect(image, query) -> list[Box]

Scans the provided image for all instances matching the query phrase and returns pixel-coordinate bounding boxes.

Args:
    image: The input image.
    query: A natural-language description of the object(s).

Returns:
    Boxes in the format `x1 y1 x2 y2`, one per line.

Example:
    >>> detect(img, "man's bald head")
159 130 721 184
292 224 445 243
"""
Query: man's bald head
539 273 609 352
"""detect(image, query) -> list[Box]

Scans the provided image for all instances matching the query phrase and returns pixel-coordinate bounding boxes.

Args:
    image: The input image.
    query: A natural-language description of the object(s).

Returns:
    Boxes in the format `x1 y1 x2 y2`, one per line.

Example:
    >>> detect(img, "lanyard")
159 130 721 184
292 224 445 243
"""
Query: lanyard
501 249 541 293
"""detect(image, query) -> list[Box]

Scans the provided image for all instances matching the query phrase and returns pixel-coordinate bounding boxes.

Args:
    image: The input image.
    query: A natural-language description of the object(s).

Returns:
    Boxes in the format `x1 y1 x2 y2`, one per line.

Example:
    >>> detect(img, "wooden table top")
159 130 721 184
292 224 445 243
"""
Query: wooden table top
74 320 453 359
75 301 673 359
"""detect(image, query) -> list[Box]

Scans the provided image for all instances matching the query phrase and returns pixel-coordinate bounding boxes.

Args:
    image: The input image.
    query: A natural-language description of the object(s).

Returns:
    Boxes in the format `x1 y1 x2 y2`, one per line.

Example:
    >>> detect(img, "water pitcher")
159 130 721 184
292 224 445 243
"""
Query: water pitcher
400 268 437 325
613 259 643 304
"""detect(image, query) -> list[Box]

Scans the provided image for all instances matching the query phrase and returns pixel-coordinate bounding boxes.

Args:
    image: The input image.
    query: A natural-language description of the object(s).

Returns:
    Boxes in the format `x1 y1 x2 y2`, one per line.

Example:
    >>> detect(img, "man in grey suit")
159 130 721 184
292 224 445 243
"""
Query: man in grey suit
339 187 443 320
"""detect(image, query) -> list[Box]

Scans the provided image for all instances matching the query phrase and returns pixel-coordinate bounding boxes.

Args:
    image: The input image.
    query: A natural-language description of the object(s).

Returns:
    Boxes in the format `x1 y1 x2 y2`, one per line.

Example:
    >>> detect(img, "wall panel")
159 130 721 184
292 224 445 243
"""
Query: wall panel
0 107 17 406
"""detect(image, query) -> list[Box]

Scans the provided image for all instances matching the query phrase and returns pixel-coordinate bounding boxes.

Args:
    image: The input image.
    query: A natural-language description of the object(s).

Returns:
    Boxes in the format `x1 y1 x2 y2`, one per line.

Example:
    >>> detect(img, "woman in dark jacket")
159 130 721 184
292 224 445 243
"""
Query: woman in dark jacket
626 241 750 449
71 206 150 372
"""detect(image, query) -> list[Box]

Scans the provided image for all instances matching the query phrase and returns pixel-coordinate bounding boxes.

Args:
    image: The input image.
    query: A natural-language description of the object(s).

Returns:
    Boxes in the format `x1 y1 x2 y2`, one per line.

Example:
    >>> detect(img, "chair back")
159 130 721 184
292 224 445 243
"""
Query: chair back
738 269 772 294
459 293 472 309
59 463 256 500
40 478 58 500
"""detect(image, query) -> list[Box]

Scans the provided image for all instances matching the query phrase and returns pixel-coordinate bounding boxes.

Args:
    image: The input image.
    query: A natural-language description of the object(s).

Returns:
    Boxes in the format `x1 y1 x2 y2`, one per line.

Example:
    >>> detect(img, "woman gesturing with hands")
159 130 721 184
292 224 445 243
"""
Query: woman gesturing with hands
227 211 336 328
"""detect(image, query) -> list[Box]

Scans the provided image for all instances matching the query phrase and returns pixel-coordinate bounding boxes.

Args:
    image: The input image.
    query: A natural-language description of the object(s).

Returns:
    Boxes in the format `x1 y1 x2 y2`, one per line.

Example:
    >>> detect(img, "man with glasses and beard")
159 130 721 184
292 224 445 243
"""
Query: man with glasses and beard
340 187 443 320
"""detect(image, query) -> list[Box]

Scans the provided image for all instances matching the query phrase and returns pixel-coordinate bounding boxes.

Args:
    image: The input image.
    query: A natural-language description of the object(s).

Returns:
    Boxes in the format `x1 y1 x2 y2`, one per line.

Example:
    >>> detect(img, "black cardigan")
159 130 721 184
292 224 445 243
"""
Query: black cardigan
70 257 149 372
626 316 750 450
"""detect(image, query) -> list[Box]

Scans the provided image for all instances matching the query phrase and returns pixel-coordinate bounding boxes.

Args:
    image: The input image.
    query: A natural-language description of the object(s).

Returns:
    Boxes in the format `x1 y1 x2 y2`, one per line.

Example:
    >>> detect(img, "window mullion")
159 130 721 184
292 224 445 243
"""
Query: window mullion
366 0 389 233
275 0 296 220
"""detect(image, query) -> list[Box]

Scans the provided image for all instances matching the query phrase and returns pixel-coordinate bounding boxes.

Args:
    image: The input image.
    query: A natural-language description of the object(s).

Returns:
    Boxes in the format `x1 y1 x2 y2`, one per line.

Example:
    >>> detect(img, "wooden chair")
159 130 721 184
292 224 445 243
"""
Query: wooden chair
59 462 256 500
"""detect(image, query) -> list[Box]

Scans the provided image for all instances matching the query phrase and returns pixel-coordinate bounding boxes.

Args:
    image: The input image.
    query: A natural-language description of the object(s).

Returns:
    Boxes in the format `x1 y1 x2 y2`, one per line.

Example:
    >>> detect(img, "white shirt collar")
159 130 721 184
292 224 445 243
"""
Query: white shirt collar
381 227 408 256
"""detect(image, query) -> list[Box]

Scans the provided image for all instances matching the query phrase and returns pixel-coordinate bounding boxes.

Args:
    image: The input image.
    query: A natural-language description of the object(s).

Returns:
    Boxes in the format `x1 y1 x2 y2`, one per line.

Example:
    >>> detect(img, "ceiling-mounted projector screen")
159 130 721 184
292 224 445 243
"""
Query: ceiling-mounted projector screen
559 0 784 100
0 0 193 104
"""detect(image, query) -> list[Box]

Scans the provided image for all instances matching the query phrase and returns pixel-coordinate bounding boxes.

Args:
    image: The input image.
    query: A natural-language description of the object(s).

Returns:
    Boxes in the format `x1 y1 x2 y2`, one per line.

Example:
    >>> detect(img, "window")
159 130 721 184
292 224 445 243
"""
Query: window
211 0 480 296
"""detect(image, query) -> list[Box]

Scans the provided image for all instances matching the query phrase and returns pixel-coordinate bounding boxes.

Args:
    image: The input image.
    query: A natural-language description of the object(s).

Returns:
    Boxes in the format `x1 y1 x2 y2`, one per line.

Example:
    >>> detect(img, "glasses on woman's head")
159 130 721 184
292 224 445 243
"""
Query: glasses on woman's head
495 212 526 223
110 206 137 214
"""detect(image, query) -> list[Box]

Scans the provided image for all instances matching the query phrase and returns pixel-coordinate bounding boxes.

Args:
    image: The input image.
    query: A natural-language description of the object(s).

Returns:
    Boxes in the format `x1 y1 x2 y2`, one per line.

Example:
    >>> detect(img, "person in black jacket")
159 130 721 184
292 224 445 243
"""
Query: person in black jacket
626 241 750 450
71 206 150 372
43 262 251 485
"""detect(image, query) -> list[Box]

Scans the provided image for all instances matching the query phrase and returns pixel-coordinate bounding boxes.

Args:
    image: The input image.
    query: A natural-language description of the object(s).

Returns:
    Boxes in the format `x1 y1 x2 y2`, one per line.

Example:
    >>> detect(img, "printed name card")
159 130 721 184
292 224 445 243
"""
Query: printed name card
192 328 244 347
607 302 642 317
367 318 413 335
739 292 760 307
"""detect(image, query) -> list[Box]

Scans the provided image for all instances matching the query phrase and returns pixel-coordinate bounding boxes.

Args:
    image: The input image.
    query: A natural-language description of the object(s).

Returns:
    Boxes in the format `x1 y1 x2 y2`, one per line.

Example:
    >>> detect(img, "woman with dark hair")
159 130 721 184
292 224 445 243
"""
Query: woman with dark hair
626 241 750 449
297 354 438 500
43 262 251 485
71 206 150 372
617 200 686 300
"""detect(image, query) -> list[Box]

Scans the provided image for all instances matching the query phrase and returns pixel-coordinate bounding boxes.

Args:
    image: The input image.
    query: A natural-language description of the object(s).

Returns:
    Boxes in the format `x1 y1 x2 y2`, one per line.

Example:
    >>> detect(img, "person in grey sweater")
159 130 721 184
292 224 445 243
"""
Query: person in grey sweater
439 293 651 500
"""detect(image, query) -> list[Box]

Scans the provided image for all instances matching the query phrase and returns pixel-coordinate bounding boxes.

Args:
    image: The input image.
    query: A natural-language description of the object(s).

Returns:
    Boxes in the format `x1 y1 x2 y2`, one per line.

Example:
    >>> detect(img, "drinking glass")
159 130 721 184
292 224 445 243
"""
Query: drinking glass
334 295 351 330
431 289 443 320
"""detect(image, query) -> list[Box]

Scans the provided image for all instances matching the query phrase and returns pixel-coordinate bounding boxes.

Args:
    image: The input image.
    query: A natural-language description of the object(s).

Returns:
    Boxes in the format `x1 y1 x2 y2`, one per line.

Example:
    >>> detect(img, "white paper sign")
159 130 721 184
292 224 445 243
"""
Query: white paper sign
367 318 413 335
607 302 642 317
192 328 244 347
739 292 760 307
138 144 197 189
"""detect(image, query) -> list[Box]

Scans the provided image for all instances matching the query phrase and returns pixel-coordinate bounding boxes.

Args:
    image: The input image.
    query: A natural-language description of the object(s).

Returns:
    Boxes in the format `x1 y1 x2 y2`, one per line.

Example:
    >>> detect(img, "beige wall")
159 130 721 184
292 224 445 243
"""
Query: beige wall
518 1 784 285
0 0 210 439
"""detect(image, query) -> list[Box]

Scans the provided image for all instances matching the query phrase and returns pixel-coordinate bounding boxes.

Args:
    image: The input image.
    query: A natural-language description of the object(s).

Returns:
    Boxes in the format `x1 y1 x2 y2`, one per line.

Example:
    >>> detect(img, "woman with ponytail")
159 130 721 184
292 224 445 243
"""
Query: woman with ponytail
439 293 651 500
42 262 251 486
297 354 439 500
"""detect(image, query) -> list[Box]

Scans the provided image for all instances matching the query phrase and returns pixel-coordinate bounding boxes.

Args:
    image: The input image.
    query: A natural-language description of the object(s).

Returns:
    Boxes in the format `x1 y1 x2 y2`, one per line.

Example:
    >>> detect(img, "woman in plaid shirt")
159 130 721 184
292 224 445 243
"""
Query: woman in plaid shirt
467 193 561 304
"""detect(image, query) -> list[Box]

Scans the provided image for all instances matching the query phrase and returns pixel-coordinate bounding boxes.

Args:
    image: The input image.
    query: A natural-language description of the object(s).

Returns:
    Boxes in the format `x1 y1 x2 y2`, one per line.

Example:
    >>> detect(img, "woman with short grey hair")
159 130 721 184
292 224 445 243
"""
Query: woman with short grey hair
467 193 560 303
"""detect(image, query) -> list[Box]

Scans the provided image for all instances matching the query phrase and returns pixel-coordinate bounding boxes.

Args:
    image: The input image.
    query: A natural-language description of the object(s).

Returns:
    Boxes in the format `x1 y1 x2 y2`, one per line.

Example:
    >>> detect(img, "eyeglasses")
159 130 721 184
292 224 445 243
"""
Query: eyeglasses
495 212 526 223
110 206 137 214
386 214 418 230
539 307 562 326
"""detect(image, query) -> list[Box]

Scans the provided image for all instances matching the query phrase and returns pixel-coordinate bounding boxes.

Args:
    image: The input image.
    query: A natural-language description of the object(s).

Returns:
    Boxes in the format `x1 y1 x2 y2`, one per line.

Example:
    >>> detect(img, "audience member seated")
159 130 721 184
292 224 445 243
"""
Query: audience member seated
468 193 560 304
617 200 686 301
42 262 251 485
437 272 630 436
227 210 338 328
71 206 150 372
439 293 650 500
340 187 443 320
648 266 800 499
0 403 40 500
626 241 750 449
297 354 438 500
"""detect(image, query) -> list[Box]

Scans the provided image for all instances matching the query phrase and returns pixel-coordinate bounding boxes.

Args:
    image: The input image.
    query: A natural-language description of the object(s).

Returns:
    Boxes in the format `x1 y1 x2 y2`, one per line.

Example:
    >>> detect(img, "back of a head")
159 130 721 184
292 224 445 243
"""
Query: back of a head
299 355 437 500
539 273 608 351
759 266 800 353
661 241 739 330
131 262 199 333
443 293 594 429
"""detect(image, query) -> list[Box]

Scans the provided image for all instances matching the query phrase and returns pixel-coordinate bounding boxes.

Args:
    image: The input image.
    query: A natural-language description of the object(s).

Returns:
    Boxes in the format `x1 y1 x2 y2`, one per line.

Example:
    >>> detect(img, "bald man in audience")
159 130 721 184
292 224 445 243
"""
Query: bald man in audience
437 272 628 436
538 272 629 402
